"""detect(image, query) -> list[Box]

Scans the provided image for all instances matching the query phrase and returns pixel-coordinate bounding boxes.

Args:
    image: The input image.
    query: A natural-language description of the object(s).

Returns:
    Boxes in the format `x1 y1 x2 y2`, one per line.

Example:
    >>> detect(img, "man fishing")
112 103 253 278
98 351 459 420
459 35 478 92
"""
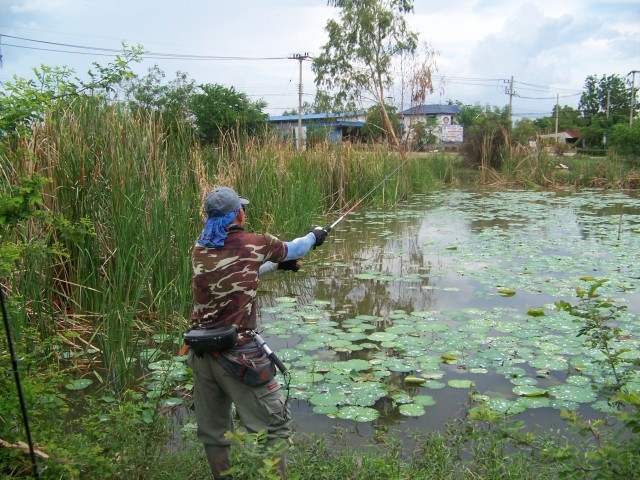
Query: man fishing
187 186 327 480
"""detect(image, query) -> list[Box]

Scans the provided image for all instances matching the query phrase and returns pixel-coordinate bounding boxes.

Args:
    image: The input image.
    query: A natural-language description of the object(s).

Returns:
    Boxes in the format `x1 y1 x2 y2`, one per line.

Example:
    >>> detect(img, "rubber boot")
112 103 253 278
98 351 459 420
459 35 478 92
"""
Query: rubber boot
266 440 287 479
204 444 232 480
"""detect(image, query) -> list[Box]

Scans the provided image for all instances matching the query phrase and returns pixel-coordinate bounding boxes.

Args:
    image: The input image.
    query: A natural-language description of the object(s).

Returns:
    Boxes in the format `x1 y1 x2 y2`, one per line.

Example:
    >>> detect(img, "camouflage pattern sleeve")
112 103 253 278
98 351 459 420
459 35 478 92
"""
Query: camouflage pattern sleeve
190 230 288 330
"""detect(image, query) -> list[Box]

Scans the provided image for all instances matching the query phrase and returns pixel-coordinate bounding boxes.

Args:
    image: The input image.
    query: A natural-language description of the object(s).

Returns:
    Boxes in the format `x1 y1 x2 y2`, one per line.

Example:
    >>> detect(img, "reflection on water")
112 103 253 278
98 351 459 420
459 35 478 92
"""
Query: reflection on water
257 189 640 443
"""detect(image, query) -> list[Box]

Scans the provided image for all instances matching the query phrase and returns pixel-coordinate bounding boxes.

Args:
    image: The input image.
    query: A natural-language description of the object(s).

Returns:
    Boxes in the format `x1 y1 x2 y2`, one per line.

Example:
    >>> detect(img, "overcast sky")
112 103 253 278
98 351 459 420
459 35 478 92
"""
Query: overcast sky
1 0 639 120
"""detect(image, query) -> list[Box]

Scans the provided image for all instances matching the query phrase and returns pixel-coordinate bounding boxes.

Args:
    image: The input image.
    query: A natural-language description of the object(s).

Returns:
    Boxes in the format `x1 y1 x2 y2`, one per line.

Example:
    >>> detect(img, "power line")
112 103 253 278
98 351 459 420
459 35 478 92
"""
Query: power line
1 34 289 61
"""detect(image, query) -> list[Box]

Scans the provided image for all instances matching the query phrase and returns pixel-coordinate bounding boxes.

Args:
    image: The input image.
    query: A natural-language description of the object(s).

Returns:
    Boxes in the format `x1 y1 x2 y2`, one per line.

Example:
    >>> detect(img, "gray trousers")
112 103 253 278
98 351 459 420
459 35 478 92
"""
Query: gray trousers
188 351 291 477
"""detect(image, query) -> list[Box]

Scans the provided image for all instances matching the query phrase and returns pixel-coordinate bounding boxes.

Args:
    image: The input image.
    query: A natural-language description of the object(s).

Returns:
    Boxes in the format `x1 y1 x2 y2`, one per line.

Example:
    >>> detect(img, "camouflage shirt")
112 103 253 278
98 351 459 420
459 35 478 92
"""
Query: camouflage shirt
191 226 288 330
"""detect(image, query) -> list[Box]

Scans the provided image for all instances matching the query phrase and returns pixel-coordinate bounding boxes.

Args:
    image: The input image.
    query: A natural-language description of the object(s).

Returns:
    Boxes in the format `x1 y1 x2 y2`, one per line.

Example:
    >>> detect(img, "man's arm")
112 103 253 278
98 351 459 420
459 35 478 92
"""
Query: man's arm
283 227 327 260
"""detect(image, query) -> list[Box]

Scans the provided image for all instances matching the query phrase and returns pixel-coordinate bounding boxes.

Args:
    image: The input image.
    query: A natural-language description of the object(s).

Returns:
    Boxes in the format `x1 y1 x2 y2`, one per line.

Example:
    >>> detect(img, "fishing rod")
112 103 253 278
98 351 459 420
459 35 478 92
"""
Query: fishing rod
1 284 40 479
325 154 413 233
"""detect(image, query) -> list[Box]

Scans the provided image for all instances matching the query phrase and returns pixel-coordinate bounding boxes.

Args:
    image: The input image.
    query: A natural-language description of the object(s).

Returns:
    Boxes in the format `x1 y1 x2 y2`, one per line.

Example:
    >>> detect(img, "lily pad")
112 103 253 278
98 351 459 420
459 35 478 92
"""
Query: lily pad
335 406 380 422
448 379 475 389
65 378 93 391
399 403 426 417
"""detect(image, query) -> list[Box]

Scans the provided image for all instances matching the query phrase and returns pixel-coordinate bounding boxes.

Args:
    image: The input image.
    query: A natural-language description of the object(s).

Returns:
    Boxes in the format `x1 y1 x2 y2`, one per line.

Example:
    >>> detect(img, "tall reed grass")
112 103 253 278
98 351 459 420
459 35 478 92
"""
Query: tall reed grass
2 98 447 389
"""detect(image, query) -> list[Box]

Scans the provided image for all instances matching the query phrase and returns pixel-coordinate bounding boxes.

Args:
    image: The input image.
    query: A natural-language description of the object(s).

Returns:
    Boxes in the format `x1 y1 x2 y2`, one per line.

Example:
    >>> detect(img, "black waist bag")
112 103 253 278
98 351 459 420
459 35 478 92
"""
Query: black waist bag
217 344 276 387
184 326 237 356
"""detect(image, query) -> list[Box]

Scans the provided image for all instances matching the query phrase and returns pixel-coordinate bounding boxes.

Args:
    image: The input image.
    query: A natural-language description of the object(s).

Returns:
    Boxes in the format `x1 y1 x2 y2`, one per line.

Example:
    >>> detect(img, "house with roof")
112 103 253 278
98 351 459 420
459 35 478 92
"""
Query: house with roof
268 112 365 146
537 130 581 144
400 104 464 145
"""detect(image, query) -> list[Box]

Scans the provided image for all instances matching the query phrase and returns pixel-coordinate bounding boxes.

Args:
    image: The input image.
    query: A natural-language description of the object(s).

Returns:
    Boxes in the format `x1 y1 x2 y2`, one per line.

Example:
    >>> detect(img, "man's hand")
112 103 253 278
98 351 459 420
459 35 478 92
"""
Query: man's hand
277 259 301 272
309 226 327 247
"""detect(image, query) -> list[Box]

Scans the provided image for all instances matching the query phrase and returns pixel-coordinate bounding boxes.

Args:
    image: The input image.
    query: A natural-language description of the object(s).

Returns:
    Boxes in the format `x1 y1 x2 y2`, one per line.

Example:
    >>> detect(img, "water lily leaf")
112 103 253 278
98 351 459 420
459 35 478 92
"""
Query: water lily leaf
516 397 551 409
275 296 297 303
312 404 339 415
550 385 597 403
382 359 413 372
422 380 446 389
413 394 436 406
65 378 93 390
335 406 379 422
527 308 545 317
513 385 548 397
399 404 425 417
591 400 620 413
498 288 516 297
354 273 379 280
141 409 154 424
565 375 591 386
332 359 371 372
367 331 398 342
404 376 426 385
309 391 347 407
161 397 184 407
448 379 474 389
484 398 526 415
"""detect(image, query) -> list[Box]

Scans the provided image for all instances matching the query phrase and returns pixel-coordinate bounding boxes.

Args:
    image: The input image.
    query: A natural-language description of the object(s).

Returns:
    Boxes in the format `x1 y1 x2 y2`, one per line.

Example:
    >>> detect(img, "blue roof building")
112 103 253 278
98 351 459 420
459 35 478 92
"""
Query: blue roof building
268 112 365 147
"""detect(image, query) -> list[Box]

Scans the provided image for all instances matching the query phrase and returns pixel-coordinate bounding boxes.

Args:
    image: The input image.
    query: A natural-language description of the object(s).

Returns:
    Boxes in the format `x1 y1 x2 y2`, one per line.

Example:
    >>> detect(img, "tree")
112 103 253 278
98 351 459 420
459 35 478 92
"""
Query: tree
411 117 439 151
123 65 196 131
313 0 418 150
362 104 401 143
579 74 635 126
0 45 143 136
512 118 537 146
189 84 267 145
461 105 511 169
608 122 640 161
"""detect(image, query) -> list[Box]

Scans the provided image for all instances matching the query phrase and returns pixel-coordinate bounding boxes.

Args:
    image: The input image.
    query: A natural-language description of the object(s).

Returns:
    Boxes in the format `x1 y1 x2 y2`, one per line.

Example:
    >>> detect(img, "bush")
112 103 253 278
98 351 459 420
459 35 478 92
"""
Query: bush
608 122 640 162
576 148 607 156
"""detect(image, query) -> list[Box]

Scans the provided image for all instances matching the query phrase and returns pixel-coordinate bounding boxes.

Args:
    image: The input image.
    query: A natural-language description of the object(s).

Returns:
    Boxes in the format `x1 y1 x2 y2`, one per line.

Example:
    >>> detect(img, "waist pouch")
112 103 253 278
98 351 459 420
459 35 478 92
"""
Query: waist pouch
217 343 276 387
184 326 237 356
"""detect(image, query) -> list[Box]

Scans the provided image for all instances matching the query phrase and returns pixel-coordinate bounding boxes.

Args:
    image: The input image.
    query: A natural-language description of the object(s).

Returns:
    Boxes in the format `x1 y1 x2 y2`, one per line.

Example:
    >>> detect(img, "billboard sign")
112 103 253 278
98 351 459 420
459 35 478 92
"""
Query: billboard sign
441 125 464 143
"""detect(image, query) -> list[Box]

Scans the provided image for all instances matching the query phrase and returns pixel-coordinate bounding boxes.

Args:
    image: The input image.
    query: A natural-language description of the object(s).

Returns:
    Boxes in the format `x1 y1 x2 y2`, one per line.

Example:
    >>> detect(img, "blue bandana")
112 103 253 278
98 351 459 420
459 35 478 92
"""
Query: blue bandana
196 207 240 248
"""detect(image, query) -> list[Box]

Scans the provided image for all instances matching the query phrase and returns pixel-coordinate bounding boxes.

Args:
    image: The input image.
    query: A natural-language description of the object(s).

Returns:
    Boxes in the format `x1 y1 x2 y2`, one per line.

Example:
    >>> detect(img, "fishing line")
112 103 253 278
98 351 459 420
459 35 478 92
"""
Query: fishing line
326 154 414 232
1 284 40 479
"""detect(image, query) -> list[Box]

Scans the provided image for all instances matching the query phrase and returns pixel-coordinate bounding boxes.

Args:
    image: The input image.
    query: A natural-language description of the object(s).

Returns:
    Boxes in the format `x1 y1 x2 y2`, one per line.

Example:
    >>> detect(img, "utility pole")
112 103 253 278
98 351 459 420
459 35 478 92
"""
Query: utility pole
555 93 559 142
629 70 638 126
289 53 311 151
504 76 515 124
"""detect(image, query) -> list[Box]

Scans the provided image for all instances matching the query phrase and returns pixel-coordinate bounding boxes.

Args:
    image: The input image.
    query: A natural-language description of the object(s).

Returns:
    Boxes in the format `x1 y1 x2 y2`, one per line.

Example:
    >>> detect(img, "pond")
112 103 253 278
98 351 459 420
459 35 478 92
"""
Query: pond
255 188 640 441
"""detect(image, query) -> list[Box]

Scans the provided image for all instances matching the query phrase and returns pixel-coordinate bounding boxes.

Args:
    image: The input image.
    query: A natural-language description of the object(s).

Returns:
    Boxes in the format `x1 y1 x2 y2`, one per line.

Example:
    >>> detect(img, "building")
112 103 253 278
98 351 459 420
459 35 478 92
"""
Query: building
400 104 463 145
537 130 581 144
268 112 366 147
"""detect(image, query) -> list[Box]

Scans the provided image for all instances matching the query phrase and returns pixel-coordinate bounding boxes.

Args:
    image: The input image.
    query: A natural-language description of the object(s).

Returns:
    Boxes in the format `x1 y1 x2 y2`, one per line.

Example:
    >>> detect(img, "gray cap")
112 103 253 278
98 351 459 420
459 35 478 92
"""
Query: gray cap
204 186 249 216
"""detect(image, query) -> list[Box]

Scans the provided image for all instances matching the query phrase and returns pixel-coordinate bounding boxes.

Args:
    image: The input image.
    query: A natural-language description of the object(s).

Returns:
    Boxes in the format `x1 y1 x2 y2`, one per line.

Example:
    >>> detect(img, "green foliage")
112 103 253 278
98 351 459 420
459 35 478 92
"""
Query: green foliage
362 104 402 143
189 83 267 145
0 175 48 228
123 65 197 133
0 45 143 136
579 74 635 126
608 121 640 161
461 105 511 169
512 117 538 145
579 123 606 148
555 279 634 393
472 279 640 480
314 0 417 146
224 430 287 479
407 117 439 151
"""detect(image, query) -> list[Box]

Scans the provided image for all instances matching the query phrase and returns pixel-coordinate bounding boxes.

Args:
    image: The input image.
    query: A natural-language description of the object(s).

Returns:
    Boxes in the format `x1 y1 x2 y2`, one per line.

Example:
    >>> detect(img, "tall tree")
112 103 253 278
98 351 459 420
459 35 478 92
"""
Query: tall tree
123 66 196 133
313 0 418 150
189 84 267 145
361 104 402 143
0 45 143 136
579 74 634 126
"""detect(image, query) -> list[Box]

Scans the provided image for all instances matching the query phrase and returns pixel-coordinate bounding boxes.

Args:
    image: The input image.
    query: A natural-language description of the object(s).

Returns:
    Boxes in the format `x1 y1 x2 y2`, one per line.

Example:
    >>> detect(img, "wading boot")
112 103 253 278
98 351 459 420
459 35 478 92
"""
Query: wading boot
204 444 232 480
